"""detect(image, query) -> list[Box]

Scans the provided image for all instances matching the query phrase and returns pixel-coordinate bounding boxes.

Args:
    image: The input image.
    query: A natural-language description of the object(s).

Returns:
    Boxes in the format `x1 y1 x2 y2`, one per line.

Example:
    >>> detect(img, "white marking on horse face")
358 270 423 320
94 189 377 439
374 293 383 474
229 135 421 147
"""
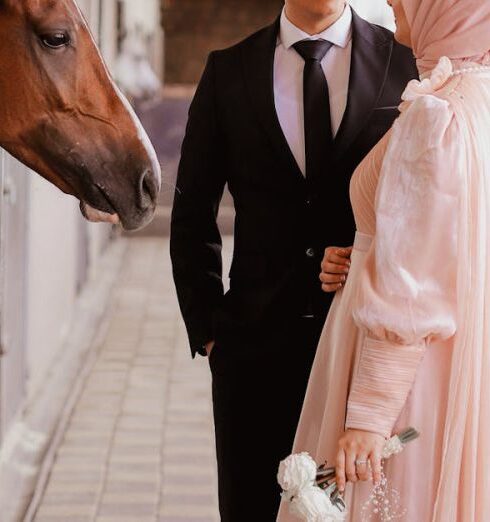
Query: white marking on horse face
71 0 162 190
111 81 162 190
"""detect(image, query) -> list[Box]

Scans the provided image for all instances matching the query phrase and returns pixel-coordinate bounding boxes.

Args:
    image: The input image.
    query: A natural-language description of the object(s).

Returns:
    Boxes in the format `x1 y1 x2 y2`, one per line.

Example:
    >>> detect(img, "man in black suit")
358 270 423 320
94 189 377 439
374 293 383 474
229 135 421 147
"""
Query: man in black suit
171 1 417 520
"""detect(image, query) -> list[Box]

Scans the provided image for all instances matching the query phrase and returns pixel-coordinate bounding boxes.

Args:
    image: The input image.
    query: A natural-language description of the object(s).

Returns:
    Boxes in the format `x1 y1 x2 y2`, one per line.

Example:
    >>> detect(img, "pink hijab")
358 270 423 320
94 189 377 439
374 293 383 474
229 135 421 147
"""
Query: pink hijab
400 0 490 72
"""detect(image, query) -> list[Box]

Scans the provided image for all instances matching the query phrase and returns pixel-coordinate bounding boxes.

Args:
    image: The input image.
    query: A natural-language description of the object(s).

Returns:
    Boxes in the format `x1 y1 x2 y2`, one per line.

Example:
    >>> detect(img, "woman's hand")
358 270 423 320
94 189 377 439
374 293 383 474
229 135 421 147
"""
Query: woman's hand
320 247 352 293
335 429 385 493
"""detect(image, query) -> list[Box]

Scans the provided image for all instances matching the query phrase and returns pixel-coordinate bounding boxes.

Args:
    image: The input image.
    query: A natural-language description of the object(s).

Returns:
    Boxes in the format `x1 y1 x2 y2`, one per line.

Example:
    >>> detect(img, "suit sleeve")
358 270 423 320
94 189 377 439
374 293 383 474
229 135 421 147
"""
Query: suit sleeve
170 52 227 357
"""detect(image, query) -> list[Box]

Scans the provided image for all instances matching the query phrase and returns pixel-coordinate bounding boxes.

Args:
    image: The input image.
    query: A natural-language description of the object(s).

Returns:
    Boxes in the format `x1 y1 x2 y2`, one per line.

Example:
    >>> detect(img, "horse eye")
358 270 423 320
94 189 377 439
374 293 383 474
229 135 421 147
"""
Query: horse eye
40 32 70 49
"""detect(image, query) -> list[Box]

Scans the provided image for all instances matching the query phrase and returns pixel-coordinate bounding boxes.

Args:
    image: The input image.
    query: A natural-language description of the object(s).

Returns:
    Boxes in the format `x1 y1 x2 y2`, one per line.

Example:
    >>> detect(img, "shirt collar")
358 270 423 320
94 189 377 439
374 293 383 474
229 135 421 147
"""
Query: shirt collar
278 4 352 50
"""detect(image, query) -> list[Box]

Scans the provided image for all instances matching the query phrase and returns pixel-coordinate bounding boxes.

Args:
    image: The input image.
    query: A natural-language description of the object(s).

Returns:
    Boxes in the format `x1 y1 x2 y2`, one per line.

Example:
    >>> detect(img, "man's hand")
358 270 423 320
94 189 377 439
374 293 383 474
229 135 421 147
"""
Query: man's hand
205 340 215 357
319 247 352 293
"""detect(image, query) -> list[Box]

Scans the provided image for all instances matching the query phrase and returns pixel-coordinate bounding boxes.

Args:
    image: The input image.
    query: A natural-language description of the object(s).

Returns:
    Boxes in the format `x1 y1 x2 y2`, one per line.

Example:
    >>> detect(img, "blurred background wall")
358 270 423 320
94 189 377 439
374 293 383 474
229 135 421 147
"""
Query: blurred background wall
161 0 283 84
349 0 395 30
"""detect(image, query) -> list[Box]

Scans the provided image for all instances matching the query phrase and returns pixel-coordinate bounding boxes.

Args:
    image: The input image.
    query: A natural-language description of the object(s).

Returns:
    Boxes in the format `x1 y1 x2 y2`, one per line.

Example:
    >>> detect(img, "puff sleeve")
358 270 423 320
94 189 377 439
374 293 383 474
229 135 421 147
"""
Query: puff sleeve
345 95 462 438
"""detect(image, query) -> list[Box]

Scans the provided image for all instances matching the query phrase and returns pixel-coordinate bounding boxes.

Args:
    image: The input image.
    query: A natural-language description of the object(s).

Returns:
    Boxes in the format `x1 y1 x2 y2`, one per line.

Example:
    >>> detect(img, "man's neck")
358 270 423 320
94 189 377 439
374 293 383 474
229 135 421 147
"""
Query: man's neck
284 4 345 36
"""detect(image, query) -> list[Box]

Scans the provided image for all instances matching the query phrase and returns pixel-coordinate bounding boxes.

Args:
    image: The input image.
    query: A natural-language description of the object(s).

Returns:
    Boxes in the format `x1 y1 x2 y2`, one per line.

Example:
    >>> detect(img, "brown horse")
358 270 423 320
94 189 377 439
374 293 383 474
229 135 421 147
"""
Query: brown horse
0 0 161 230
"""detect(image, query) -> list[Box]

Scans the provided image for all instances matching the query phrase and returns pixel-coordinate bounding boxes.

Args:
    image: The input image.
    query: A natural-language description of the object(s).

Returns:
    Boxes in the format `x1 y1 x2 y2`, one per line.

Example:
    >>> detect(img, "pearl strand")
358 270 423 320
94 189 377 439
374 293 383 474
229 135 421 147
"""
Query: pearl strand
450 65 490 77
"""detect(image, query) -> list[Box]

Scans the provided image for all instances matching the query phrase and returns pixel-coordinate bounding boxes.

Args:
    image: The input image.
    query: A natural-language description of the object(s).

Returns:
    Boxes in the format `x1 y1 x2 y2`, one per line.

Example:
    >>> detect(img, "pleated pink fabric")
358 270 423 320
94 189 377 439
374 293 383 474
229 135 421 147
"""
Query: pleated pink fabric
277 4 490 519
401 0 490 72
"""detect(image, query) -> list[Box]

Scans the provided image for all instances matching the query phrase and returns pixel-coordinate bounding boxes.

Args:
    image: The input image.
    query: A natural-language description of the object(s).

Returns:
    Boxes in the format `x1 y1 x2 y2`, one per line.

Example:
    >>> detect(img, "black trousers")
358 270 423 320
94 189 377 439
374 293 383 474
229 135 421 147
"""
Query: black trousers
209 317 325 521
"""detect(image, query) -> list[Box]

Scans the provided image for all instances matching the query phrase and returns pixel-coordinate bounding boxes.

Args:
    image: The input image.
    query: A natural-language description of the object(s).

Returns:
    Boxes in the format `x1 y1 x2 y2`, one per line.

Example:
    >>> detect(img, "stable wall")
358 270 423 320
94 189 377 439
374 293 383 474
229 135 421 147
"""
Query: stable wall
24 178 92 400
162 0 283 84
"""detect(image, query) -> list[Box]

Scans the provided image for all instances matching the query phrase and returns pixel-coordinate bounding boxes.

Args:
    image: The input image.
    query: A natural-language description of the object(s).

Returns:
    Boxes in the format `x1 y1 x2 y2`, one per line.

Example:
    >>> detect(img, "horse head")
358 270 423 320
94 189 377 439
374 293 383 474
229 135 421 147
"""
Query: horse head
0 0 161 230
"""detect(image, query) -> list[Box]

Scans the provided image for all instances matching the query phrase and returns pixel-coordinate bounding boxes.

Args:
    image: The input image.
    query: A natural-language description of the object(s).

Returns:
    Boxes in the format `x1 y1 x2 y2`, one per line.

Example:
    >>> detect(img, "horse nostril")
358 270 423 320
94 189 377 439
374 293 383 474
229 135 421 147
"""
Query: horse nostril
137 169 159 211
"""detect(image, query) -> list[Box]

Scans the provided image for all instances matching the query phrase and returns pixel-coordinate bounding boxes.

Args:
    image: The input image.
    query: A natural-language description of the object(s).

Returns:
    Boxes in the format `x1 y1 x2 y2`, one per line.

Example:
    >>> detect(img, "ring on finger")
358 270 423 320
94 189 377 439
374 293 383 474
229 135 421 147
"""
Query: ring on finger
355 458 371 480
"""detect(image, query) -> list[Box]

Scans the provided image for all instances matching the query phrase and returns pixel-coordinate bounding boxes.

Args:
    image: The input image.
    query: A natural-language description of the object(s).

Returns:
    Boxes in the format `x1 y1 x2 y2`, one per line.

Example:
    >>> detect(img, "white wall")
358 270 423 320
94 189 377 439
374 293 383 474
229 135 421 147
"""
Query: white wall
78 0 102 34
24 179 80 399
100 0 119 70
349 0 395 30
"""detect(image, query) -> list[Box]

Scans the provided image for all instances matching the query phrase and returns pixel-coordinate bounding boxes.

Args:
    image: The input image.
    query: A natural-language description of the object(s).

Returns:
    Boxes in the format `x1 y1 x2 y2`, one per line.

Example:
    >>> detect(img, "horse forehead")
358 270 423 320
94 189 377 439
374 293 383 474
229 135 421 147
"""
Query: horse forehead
22 0 82 24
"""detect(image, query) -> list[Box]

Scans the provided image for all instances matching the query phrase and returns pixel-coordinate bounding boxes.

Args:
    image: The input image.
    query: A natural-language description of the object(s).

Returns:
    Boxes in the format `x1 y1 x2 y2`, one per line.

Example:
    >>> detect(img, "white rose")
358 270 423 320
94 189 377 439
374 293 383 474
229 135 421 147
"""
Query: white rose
278 452 317 498
290 485 346 522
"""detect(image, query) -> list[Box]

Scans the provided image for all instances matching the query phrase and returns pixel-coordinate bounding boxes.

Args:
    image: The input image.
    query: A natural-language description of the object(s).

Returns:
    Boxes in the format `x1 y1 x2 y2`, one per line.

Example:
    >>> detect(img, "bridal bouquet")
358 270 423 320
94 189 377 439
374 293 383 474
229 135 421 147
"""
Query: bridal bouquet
278 428 419 522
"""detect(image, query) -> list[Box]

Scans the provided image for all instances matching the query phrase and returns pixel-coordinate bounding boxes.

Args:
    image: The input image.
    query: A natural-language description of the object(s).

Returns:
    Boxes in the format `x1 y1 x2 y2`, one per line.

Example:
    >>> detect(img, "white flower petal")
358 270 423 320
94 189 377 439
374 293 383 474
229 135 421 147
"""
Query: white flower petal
278 453 317 495
290 486 346 522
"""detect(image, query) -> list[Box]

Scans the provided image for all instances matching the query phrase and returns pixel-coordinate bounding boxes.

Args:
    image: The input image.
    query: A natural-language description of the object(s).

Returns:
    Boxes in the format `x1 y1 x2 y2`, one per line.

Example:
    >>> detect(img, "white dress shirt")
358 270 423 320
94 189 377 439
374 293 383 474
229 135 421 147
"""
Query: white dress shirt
273 5 353 176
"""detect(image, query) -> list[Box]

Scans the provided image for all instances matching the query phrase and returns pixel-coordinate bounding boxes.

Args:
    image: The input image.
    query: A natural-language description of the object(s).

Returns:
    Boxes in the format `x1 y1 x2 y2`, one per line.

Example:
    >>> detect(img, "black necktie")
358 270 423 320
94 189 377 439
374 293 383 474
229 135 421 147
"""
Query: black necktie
293 40 334 183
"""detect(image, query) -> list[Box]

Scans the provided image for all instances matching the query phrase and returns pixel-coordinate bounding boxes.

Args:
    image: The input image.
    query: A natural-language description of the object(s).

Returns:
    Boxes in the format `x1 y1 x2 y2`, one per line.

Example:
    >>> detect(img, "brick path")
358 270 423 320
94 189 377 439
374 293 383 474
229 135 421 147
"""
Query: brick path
32 237 232 522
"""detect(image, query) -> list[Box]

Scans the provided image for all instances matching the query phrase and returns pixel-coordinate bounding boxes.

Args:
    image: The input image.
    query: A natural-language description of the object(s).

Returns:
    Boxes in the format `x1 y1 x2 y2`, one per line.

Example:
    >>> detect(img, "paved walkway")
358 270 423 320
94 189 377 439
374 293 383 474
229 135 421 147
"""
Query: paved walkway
32 237 232 522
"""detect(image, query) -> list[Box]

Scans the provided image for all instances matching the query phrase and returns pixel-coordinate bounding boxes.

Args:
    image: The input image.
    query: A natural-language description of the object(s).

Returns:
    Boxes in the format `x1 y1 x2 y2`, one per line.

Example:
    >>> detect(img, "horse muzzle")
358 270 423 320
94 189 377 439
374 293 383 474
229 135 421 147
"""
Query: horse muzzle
80 201 120 225
80 165 160 231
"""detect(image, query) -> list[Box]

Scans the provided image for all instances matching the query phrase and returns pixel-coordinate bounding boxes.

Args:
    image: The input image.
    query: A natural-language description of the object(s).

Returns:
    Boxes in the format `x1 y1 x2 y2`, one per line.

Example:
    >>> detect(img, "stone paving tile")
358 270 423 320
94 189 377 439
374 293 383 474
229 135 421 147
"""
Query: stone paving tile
97 502 157 517
35 505 95 517
32 237 227 522
96 518 155 522
35 517 93 522
159 505 218 518
158 518 214 522
39 492 99 505
102 480 160 494
42 483 100 495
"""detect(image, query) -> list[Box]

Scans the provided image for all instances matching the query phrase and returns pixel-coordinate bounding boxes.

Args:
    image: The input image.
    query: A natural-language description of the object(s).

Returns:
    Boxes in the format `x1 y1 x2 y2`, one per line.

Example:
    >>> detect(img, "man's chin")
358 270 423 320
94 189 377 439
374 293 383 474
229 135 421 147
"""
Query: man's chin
80 201 120 225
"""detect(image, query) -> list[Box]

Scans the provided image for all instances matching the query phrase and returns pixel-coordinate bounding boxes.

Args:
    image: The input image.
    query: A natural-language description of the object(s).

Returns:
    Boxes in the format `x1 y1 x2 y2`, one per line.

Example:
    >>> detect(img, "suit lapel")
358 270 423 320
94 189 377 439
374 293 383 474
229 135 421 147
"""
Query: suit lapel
240 18 305 182
335 10 393 158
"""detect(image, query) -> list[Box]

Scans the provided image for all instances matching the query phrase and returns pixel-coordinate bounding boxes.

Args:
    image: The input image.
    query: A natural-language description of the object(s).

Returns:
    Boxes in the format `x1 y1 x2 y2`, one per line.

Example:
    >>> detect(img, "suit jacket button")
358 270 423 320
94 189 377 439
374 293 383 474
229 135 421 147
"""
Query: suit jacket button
306 248 315 258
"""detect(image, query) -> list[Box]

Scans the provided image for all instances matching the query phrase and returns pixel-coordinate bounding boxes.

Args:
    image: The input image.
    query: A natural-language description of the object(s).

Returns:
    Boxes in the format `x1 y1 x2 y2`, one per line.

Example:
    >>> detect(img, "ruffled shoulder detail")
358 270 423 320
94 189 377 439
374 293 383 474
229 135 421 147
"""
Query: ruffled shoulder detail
392 56 455 159
399 57 453 113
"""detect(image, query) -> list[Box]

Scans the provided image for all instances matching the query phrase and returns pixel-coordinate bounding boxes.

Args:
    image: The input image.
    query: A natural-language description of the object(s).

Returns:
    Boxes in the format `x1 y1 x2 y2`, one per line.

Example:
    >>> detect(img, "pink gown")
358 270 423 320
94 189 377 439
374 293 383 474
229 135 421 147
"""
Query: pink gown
277 58 490 522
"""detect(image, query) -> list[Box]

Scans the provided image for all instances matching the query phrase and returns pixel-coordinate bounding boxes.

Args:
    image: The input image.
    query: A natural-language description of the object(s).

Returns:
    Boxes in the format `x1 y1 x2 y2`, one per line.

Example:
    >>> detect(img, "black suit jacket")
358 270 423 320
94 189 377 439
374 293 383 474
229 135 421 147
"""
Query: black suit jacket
171 11 418 357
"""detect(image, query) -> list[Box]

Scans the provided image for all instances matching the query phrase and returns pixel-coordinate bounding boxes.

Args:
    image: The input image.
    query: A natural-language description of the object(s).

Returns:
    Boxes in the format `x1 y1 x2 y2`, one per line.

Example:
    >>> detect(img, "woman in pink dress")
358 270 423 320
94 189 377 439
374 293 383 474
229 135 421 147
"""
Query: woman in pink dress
278 1 490 520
